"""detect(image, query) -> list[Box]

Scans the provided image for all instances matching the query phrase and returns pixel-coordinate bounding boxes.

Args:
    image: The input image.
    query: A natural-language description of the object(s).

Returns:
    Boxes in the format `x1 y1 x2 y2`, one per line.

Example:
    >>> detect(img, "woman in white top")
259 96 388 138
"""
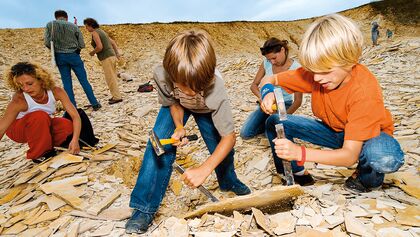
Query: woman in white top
0 62 81 162
240 38 303 139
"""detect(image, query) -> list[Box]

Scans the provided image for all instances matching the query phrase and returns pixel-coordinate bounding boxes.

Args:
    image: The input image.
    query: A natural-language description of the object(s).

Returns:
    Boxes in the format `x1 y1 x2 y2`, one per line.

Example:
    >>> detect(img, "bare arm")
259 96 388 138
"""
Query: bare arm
274 138 362 167
259 75 277 114
286 92 303 114
169 103 185 131
53 87 81 154
89 31 103 56
250 63 266 102
0 95 26 140
182 132 236 188
109 38 121 59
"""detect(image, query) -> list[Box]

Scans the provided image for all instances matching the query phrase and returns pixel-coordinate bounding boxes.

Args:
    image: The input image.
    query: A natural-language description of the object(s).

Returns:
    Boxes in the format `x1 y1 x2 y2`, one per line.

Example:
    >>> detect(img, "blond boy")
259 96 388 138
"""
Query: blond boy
259 14 404 193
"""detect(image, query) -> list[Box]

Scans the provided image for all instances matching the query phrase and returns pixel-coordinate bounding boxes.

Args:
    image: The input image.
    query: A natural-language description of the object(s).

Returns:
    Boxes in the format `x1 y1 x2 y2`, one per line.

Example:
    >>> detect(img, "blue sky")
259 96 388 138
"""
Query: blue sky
0 0 376 29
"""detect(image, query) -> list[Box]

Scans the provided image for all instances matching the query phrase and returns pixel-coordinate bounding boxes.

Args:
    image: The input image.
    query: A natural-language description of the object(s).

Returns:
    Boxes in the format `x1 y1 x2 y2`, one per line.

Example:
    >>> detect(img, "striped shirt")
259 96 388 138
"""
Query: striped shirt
44 19 85 53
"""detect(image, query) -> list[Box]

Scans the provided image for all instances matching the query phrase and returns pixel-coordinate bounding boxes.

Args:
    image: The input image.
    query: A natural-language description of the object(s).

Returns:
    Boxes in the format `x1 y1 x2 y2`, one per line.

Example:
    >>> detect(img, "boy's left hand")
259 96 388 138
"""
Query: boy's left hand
273 138 300 161
181 166 211 188
171 127 188 146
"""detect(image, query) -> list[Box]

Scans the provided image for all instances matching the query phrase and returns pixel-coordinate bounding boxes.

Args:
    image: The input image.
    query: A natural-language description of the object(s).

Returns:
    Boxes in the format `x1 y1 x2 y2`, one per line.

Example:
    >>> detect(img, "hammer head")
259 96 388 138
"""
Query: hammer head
273 88 287 121
149 129 165 156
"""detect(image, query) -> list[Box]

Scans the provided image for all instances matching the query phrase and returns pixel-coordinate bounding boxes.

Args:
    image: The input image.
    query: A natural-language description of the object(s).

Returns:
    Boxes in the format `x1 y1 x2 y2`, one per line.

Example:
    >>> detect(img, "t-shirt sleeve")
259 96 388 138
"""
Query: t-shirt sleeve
206 71 235 136
44 22 51 48
345 98 384 141
275 67 314 93
153 65 177 106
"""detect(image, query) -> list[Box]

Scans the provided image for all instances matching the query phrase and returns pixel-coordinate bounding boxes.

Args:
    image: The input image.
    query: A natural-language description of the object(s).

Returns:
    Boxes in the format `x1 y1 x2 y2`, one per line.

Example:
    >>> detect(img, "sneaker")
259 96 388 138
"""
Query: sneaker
32 150 57 164
108 98 123 105
344 176 380 193
293 173 315 186
137 81 154 92
92 104 102 111
125 210 154 234
222 180 251 196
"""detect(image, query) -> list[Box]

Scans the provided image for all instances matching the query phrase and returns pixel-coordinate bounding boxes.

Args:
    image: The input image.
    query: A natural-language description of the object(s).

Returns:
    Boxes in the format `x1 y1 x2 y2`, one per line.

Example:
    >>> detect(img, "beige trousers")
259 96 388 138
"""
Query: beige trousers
101 56 122 100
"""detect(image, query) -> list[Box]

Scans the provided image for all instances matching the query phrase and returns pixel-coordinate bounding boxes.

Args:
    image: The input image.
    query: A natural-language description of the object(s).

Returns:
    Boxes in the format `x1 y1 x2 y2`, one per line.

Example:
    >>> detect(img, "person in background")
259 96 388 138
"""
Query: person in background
84 18 123 105
371 21 380 46
260 14 404 193
0 62 81 163
240 38 302 140
386 29 393 41
44 10 101 110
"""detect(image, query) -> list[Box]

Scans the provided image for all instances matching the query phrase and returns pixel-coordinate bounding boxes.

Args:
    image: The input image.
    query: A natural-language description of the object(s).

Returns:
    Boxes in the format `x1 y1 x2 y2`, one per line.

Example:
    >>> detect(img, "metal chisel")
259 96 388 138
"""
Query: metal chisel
173 162 219 202
274 88 295 185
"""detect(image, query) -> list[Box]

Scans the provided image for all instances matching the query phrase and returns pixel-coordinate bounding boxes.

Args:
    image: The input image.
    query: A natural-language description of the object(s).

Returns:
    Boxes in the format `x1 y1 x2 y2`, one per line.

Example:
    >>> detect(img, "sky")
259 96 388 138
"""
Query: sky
0 0 377 29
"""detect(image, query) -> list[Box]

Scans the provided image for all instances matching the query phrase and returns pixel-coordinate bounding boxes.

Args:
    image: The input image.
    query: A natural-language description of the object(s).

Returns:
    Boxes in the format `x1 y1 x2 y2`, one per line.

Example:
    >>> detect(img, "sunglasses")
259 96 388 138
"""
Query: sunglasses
260 44 282 55
11 62 35 77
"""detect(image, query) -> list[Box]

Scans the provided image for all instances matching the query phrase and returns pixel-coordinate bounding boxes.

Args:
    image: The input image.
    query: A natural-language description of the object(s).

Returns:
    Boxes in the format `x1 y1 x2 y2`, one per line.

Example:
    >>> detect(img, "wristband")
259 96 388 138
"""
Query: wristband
260 84 275 100
297 145 306 166
174 125 184 132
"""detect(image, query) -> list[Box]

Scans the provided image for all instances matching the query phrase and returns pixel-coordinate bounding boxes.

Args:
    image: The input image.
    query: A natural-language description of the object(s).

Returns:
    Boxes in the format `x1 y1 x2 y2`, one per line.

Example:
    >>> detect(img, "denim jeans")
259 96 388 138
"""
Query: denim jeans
130 106 242 214
240 101 292 139
265 114 404 188
55 53 99 107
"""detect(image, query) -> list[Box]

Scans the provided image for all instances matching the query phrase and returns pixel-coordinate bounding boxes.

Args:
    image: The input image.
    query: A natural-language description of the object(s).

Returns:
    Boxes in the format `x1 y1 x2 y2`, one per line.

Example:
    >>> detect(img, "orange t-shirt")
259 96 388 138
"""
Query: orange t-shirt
275 64 394 141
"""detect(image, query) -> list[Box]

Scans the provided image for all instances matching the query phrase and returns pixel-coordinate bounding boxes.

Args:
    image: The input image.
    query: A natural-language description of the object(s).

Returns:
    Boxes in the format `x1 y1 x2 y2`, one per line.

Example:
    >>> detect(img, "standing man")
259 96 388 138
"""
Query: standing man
371 21 380 46
44 10 101 110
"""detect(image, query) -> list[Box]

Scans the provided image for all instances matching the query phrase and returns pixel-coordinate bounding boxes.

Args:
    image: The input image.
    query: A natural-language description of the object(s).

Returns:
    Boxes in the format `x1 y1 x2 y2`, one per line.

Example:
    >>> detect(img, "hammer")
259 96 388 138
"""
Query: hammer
149 129 219 202
149 130 198 156
273 88 295 186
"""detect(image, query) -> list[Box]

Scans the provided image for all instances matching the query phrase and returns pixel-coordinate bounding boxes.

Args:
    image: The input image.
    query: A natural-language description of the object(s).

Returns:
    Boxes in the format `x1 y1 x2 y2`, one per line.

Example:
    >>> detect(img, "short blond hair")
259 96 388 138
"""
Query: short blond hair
163 29 216 92
299 14 363 72
4 62 55 92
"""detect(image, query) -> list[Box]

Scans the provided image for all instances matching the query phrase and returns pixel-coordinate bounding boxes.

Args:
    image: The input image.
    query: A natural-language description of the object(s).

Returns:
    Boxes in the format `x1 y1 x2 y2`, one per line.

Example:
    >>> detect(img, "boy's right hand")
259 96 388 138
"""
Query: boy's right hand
261 92 276 115
171 127 188 146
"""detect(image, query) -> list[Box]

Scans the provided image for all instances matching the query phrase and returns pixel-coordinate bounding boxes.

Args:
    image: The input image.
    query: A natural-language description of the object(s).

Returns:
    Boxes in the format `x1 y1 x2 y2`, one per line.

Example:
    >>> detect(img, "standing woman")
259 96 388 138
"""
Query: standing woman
84 18 123 105
0 62 81 162
240 38 303 139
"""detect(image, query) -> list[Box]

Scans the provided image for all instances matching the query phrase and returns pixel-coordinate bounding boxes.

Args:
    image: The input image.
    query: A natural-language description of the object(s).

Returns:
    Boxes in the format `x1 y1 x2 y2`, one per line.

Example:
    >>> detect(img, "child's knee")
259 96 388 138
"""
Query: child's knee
368 150 404 174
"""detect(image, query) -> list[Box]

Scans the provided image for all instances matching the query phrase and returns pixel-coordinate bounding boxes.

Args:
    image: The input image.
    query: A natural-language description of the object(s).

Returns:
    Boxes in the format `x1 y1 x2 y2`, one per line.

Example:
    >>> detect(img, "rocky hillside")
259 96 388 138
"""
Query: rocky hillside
0 0 419 236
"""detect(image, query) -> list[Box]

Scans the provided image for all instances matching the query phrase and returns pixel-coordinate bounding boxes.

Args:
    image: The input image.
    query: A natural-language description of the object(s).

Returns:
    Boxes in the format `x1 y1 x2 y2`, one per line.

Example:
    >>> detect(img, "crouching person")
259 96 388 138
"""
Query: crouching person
260 14 404 193
126 29 251 234
0 62 81 162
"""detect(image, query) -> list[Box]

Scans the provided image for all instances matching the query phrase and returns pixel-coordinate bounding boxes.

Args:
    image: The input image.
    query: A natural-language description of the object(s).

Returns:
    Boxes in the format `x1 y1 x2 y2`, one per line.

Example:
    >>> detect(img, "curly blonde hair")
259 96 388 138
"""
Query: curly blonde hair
299 14 363 73
4 62 55 92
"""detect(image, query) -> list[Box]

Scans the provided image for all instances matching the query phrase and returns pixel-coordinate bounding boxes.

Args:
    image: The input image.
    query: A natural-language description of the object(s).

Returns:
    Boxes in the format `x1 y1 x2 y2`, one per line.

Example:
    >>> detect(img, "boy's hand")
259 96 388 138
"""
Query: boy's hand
261 92 276 114
273 138 301 161
181 166 211 188
171 127 188 146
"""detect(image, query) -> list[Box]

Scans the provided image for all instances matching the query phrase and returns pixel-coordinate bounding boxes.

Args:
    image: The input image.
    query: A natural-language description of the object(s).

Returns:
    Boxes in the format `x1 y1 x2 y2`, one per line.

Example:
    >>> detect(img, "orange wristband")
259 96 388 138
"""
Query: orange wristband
174 126 184 132
297 145 306 166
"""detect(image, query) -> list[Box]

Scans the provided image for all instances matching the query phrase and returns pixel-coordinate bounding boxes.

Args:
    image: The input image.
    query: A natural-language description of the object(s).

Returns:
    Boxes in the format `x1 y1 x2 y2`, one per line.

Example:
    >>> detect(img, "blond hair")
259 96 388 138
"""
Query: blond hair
163 29 216 92
299 14 363 73
4 62 55 92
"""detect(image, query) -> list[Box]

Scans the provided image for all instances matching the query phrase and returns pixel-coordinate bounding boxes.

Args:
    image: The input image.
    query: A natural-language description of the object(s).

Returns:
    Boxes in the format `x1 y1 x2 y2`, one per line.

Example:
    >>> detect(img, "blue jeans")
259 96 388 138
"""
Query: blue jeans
130 106 242 214
240 101 292 139
55 53 99 107
372 31 379 45
265 114 404 188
